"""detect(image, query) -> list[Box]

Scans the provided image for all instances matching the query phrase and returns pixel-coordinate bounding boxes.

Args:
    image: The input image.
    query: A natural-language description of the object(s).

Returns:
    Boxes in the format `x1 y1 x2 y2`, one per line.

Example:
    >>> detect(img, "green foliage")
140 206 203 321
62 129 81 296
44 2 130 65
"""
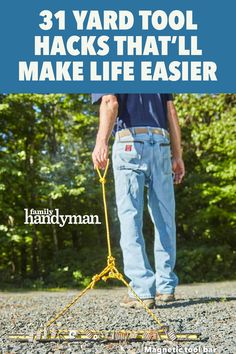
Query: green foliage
174 94 236 246
0 93 235 288
176 245 236 283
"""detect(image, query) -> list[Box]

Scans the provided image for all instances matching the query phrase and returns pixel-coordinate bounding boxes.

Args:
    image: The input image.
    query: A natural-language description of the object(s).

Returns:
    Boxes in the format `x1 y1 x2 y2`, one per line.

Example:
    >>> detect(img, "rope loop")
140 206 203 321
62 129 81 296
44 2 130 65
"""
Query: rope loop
96 159 110 182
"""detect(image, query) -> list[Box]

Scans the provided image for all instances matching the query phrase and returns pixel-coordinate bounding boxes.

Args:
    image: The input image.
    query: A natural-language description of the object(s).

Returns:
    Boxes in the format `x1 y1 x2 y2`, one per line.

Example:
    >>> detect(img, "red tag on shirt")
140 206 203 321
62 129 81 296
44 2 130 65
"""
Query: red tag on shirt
125 144 132 152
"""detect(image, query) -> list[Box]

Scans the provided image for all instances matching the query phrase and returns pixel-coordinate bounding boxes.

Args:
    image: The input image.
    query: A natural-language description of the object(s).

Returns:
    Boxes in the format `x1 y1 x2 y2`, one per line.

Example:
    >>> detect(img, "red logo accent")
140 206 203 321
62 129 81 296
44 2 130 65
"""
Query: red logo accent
125 144 132 152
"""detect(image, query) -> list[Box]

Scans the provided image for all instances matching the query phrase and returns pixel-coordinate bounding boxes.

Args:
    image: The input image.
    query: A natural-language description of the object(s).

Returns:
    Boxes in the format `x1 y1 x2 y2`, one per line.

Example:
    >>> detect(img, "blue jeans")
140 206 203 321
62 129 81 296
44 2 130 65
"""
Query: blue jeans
112 128 178 298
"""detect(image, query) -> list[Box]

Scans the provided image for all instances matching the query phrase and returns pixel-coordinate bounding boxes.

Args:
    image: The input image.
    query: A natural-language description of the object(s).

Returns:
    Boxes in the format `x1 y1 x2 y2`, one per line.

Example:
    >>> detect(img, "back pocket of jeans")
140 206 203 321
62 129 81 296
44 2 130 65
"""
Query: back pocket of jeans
115 141 144 169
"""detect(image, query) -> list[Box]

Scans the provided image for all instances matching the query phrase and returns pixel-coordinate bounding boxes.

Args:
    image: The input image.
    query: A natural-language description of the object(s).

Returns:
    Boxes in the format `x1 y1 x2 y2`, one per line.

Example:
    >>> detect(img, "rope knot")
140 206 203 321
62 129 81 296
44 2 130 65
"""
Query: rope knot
99 177 106 184
107 255 115 265
91 274 100 288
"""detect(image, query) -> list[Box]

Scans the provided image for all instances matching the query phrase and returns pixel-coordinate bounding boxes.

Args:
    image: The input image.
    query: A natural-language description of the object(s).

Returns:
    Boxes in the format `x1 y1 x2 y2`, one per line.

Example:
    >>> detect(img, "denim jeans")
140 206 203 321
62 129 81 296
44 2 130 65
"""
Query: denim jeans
112 128 178 298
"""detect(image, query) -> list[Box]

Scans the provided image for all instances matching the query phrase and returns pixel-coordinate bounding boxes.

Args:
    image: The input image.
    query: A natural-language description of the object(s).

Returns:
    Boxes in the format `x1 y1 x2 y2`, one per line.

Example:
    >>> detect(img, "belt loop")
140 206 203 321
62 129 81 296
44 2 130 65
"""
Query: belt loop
148 127 154 144
161 128 166 138
132 127 136 137
117 131 121 141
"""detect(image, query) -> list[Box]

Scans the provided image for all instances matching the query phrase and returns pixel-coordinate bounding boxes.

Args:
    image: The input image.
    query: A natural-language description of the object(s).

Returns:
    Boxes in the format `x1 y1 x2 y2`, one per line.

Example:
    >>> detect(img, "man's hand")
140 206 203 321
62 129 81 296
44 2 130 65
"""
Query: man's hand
92 140 109 170
172 157 185 184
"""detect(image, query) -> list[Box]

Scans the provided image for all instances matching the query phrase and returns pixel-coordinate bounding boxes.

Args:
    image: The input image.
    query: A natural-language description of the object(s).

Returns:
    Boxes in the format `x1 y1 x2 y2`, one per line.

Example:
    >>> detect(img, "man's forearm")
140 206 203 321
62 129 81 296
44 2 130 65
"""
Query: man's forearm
167 100 182 159
96 95 118 144
92 94 118 169
167 100 185 183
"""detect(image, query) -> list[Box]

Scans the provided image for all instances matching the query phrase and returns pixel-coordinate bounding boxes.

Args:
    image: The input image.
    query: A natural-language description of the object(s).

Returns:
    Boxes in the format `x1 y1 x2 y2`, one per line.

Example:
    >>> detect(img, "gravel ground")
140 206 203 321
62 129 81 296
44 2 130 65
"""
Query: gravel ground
0 281 235 354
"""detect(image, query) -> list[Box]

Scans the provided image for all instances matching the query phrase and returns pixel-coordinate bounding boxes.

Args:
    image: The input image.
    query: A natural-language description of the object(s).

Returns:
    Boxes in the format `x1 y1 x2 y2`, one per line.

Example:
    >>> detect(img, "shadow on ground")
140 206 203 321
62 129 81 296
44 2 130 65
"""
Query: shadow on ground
157 296 236 309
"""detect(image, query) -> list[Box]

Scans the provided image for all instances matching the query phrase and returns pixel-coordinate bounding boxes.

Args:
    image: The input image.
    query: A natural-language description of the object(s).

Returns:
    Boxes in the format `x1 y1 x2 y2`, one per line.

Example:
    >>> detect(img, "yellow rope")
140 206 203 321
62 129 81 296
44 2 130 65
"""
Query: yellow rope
96 160 112 258
46 282 93 328
120 277 164 327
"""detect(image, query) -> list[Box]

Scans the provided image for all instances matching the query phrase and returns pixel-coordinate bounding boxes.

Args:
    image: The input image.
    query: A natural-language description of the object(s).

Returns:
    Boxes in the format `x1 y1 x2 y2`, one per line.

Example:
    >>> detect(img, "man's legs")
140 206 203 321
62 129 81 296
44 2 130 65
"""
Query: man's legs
112 140 156 299
147 140 178 295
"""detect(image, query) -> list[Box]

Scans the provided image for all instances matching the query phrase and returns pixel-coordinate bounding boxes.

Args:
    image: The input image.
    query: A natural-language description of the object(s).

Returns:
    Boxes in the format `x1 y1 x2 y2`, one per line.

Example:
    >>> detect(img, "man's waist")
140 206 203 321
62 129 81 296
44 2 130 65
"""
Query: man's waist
116 127 169 139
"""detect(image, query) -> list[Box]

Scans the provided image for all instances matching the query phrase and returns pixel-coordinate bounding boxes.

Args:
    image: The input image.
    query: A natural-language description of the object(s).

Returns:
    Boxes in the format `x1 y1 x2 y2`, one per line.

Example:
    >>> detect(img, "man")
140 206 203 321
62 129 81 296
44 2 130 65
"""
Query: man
91 94 184 309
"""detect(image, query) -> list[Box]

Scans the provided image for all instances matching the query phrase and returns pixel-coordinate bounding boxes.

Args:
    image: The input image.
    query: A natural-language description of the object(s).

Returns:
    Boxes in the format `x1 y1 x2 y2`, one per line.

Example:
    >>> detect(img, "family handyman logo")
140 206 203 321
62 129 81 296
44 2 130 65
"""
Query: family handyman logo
24 208 101 227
